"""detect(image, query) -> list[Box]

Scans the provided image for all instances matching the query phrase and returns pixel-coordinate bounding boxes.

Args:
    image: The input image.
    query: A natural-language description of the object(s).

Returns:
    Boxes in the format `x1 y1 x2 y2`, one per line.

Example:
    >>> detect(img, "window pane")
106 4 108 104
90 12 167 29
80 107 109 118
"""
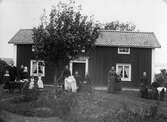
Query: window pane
38 61 45 76
124 48 128 52
124 66 129 78
118 66 123 78
118 48 130 53
32 61 38 75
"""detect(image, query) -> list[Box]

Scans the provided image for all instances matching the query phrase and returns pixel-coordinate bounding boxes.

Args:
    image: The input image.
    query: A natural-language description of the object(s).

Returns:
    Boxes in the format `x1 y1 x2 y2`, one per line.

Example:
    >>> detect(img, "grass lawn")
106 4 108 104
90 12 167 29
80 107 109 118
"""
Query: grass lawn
0 86 167 122
70 90 167 121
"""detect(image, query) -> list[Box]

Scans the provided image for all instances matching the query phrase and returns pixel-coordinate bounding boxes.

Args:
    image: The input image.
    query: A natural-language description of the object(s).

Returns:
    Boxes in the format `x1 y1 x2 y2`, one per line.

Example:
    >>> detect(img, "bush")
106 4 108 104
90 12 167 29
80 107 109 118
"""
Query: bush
0 59 9 84
22 80 40 102
53 92 77 119
112 102 167 122
22 86 40 102
0 110 5 122
154 69 167 87
0 87 77 119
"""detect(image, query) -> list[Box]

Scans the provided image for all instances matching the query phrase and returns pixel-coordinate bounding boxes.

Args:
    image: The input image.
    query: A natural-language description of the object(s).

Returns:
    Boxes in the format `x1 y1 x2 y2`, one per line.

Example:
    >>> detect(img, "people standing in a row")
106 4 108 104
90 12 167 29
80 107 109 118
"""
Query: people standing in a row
3 64 29 92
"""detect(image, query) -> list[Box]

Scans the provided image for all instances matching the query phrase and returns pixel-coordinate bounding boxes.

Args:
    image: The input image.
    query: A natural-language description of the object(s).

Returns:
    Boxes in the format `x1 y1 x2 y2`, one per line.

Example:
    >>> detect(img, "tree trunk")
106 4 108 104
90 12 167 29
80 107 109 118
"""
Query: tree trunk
53 60 67 85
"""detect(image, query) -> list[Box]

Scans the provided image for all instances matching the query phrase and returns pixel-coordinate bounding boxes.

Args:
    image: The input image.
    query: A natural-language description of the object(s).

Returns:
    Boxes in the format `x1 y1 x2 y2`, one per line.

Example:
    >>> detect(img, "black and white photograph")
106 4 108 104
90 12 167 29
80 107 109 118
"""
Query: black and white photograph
0 0 167 121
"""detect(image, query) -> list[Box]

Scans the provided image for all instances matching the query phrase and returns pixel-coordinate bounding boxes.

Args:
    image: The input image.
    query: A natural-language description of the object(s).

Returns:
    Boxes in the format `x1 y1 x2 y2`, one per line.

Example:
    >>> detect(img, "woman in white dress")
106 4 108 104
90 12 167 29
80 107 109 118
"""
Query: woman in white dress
29 77 35 89
64 75 77 92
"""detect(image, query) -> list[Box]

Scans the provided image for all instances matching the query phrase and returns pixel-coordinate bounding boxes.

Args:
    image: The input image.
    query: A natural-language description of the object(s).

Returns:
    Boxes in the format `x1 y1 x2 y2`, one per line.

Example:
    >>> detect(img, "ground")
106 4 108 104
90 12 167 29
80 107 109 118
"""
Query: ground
0 86 167 122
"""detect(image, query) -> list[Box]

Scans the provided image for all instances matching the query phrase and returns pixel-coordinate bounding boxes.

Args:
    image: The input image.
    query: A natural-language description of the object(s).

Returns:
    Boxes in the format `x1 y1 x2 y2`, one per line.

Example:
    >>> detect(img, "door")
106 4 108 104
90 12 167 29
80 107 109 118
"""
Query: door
72 62 86 79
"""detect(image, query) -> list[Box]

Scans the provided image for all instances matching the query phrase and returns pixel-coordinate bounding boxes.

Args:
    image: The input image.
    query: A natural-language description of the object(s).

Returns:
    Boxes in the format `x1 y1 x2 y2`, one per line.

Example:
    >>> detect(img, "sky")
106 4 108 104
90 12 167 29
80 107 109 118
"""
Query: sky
0 0 167 65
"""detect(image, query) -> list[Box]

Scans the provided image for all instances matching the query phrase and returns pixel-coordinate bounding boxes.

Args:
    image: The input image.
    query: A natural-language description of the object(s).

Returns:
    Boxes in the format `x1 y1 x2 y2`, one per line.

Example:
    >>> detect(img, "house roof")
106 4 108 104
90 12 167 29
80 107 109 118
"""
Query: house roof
9 29 34 44
9 29 161 48
96 30 161 48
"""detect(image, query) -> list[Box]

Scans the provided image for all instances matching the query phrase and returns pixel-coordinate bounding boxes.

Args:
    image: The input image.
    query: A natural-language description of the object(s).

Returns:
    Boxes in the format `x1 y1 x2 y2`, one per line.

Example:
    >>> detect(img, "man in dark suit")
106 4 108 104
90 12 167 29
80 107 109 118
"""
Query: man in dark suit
140 72 149 98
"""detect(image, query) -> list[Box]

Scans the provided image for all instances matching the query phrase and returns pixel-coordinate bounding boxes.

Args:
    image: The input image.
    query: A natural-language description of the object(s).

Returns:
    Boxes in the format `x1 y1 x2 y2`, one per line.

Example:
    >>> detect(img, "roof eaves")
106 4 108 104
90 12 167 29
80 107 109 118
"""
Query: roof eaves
8 29 21 44
95 44 160 48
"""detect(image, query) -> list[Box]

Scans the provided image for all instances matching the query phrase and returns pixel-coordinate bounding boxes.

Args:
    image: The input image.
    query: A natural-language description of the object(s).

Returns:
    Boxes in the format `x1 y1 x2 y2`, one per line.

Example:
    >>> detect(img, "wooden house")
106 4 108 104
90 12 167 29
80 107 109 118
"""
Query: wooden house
9 29 161 87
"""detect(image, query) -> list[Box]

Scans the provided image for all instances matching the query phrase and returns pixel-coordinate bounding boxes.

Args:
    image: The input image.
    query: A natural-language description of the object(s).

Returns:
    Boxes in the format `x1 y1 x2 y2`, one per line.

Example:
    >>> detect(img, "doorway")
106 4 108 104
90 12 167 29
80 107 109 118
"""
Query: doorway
69 58 88 79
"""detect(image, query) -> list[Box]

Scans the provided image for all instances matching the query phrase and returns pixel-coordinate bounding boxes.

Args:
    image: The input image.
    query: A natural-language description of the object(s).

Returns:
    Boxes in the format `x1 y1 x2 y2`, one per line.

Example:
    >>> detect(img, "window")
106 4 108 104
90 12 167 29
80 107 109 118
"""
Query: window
116 64 131 81
30 60 45 76
118 48 130 54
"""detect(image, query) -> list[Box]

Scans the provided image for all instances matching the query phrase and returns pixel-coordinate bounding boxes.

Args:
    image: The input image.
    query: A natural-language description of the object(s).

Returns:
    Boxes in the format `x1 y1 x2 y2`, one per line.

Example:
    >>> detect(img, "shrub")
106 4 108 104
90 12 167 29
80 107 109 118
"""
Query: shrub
110 102 167 122
53 92 77 119
0 59 9 84
23 87 40 102
55 85 65 97
1 85 77 119
0 110 5 122
91 102 166 122
22 80 40 102
154 69 167 87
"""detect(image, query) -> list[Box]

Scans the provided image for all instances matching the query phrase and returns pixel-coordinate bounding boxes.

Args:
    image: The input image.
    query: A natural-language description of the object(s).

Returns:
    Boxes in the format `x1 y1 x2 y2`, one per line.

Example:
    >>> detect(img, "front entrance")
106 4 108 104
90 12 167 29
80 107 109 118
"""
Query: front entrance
69 58 88 79
72 63 85 79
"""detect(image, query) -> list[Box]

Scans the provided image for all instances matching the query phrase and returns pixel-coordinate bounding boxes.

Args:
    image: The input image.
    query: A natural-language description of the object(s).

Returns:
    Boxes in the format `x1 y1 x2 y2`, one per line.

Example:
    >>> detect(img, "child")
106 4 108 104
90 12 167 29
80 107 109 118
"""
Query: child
29 77 35 89
37 75 44 89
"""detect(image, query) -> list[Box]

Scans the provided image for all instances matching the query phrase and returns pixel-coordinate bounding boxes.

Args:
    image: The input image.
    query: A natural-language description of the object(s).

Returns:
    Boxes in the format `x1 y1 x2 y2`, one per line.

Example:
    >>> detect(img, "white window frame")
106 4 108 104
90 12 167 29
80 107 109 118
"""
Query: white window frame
116 64 131 81
118 47 130 54
69 58 88 76
30 60 45 77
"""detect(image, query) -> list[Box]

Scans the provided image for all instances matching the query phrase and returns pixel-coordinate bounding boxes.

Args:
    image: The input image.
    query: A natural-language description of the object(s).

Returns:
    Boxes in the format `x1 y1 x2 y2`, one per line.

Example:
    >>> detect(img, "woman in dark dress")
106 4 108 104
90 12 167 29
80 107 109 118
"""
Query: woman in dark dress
140 72 149 98
108 66 117 93
74 71 82 91
18 64 24 80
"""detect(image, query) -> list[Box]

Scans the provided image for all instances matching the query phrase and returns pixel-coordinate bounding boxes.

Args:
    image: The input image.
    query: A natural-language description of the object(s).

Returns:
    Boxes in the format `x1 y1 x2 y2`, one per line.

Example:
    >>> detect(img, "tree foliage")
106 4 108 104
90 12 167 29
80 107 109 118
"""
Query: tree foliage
33 0 99 65
154 69 167 87
104 21 136 31
0 59 9 83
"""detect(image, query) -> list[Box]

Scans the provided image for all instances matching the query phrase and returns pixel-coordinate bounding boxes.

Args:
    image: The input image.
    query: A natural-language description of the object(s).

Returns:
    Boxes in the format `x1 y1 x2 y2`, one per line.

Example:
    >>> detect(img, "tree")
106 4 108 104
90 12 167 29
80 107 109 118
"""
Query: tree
104 21 136 31
32 1 99 78
154 69 167 87
0 59 9 83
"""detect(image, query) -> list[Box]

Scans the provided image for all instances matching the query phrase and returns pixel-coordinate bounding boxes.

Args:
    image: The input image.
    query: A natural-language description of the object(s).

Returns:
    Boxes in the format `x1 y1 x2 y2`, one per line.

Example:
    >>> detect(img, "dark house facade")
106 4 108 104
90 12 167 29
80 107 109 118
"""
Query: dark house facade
9 29 161 87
